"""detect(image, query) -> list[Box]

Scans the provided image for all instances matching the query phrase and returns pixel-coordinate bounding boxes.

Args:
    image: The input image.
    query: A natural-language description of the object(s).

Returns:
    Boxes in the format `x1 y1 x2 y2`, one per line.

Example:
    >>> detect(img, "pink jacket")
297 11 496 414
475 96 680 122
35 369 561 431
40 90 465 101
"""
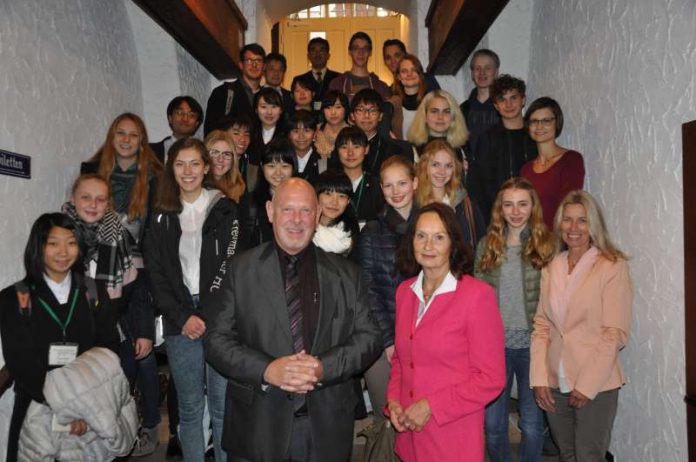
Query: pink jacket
387 275 505 462
530 256 633 399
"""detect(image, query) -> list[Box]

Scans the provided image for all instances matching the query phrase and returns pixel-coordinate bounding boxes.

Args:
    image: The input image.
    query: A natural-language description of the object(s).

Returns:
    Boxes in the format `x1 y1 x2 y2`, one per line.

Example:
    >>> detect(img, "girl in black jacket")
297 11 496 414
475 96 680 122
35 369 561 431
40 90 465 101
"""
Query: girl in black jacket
0 213 118 462
356 155 418 417
144 138 243 462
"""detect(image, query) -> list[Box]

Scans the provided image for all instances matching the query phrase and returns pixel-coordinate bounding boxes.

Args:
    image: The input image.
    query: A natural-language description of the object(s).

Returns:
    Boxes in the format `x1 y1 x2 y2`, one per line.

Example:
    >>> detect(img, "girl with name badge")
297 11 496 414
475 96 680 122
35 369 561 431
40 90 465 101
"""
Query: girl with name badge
0 213 119 462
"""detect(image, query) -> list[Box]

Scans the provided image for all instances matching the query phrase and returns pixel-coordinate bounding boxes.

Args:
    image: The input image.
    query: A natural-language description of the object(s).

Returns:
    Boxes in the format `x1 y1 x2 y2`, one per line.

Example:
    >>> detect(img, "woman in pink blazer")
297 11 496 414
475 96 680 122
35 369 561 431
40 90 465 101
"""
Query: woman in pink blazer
386 202 506 462
531 190 632 462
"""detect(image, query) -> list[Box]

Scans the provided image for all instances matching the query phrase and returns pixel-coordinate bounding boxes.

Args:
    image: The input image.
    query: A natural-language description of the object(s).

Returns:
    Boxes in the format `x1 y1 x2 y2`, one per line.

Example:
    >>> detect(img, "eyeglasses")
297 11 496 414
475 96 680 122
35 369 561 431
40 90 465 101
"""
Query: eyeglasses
354 107 380 116
174 109 198 119
528 117 556 127
243 58 264 66
209 149 234 160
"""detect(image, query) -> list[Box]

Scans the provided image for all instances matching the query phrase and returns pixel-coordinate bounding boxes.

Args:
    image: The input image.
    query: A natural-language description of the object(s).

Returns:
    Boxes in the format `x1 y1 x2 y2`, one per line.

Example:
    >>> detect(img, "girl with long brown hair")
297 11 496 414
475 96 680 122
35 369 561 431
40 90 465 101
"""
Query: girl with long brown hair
474 177 554 462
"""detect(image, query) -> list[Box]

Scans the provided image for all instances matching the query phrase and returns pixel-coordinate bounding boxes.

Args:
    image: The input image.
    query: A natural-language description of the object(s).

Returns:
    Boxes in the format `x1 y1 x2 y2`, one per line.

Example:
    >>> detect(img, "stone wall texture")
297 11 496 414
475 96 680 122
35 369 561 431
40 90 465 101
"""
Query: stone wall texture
0 0 142 287
528 1 696 459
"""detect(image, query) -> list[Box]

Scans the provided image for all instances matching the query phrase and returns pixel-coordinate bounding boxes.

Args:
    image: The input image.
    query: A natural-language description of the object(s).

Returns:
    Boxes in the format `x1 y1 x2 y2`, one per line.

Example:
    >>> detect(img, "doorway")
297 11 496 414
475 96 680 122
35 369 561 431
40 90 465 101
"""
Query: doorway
278 4 407 88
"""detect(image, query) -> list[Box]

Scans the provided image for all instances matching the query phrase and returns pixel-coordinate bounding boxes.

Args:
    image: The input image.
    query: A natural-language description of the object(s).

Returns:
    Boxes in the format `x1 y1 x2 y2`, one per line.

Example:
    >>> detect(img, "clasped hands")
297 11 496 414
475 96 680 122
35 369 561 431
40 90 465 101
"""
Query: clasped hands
263 350 323 394
387 399 431 433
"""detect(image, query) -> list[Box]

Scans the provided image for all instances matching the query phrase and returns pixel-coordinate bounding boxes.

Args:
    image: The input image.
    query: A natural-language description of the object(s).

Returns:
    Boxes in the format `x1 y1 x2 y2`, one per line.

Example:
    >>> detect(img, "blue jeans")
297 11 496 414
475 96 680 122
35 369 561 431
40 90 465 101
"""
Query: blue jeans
485 347 544 462
165 334 227 462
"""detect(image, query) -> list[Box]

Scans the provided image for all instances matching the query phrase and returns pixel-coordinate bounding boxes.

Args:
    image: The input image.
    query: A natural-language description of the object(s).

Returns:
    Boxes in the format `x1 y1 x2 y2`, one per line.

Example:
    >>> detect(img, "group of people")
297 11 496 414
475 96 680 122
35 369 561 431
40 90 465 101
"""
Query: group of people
0 31 632 462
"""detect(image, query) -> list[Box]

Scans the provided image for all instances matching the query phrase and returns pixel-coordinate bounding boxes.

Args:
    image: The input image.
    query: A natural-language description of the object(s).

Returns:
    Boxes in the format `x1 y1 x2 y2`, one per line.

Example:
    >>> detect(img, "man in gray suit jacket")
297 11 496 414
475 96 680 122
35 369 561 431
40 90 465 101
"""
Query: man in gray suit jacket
204 178 381 462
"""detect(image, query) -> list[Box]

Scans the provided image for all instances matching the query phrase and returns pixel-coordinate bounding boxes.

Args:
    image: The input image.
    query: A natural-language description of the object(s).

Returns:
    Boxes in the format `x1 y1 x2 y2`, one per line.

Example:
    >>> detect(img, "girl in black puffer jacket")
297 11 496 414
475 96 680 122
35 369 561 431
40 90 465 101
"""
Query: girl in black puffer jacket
355 155 418 416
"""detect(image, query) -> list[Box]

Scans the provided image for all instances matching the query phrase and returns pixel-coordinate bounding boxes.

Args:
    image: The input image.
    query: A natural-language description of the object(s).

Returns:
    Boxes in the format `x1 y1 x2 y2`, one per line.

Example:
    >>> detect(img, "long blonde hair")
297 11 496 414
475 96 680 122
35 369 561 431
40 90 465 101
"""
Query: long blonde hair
477 177 554 272
415 139 462 207
88 113 163 221
204 130 246 202
407 90 468 148
553 190 627 261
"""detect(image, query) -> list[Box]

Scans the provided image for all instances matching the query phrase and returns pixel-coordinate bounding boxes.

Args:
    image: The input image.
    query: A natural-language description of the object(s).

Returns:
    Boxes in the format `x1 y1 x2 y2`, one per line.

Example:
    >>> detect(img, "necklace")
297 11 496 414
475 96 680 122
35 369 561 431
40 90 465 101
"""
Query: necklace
535 151 563 168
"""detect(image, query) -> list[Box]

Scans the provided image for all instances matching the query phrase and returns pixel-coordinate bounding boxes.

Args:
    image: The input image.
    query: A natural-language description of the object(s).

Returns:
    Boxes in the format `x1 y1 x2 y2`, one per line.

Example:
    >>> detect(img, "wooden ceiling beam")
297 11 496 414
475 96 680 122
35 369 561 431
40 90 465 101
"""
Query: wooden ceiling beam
426 0 509 75
132 0 247 80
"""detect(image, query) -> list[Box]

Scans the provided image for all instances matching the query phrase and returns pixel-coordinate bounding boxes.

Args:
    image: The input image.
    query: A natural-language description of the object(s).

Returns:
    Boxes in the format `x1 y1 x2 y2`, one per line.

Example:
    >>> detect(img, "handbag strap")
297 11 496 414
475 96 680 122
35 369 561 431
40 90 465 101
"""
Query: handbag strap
463 195 477 247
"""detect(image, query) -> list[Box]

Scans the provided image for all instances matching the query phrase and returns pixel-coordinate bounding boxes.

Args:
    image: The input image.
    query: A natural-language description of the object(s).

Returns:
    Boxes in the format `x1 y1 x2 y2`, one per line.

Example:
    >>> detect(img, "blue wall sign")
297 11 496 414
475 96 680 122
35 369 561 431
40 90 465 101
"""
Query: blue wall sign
0 149 31 179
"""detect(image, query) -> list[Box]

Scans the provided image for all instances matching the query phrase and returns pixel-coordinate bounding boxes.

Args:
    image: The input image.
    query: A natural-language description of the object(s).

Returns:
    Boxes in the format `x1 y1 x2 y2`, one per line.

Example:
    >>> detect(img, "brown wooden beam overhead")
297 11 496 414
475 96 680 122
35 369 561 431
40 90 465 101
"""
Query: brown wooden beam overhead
426 0 509 75
132 0 247 80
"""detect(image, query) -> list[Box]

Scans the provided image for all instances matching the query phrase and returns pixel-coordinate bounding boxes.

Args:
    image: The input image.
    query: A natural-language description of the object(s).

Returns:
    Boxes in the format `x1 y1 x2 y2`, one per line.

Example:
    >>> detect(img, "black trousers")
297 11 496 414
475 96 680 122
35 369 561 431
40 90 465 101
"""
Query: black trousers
229 415 315 462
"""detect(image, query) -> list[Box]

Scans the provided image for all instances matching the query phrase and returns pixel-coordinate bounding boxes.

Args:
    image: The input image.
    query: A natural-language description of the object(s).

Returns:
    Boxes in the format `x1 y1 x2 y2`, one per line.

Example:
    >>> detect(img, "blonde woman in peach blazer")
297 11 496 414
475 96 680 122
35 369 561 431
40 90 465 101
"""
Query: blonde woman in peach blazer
530 190 632 462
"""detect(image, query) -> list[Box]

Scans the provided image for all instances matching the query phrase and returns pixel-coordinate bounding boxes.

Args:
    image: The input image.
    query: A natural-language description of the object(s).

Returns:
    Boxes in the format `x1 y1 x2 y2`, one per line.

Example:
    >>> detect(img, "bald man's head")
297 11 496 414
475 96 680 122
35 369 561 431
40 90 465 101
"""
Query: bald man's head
267 178 320 255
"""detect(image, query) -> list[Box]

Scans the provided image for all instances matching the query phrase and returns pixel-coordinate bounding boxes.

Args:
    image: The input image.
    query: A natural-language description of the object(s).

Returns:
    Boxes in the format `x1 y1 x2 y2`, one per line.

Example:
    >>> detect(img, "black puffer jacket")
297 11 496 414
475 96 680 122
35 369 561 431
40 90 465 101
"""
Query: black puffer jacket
355 205 416 349
143 190 244 336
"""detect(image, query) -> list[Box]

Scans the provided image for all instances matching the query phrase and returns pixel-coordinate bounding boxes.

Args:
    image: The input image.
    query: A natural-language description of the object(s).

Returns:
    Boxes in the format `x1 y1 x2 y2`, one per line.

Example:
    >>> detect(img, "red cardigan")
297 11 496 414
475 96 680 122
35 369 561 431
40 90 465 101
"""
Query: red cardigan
387 274 505 462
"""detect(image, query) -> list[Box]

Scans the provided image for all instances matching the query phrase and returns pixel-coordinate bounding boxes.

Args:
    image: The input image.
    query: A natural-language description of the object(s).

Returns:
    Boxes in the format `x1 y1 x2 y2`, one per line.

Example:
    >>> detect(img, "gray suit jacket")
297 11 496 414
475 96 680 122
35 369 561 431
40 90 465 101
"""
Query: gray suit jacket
204 242 381 462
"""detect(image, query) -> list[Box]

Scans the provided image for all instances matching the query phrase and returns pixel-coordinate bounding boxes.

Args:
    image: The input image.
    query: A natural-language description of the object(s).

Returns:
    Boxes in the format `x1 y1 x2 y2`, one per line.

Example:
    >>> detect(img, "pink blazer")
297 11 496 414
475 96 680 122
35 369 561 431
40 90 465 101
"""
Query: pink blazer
387 275 505 462
530 256 633 399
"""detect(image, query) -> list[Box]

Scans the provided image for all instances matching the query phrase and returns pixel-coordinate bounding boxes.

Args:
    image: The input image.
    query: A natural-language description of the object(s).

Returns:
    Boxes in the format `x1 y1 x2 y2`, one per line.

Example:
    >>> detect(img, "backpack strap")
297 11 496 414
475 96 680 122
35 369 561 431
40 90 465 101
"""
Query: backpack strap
14 281 32 317
463 196 477 248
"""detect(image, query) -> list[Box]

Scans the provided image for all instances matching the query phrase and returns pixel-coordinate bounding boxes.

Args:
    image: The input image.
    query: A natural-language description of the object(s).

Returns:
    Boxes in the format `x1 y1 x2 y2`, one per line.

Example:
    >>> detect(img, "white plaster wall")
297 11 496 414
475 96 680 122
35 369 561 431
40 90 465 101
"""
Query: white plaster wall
527 1 696 459
0 0 142 288
487 0 534 88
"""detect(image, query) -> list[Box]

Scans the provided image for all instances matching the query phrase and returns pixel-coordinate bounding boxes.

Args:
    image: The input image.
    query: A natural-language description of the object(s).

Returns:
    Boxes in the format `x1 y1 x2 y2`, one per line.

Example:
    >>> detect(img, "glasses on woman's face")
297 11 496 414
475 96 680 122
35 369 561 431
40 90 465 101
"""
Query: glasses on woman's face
209 149 233 160
528 117 556 128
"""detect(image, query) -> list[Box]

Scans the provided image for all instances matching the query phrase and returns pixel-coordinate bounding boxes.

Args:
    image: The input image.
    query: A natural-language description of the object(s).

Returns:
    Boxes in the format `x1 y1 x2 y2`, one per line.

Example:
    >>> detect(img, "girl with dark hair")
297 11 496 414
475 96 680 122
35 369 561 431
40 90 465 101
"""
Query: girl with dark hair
244 139 296 247
314 90 350 159
291 76 316 113
0 213 119 462
357 155 419 419
475 177 554 462
144 138 244 462
254 87 286 147
387 203 505 462
335 126 384 225
311 170 360 256
520 97 585 228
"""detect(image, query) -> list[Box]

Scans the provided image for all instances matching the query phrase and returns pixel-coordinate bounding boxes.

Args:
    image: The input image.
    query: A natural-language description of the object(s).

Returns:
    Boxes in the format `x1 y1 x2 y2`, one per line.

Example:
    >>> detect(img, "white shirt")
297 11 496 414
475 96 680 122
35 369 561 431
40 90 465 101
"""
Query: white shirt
262 126 276 144
44 272 72 304
351 174 364 192
410 271 457 326
296 147 313 173
179 189 212 295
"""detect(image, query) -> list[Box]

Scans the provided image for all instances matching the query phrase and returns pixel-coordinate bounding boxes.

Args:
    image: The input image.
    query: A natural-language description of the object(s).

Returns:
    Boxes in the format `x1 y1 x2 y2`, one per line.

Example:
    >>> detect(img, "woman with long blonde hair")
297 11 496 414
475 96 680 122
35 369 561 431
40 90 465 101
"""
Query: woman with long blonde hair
474 177 554 462
204 130 245 203
415 139 485 249
531 190 631 461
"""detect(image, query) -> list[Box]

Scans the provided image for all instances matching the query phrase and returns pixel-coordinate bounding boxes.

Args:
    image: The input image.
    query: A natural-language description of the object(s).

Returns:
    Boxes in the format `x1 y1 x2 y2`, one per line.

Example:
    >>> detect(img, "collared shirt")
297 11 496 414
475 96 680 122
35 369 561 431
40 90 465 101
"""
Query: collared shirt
44 272 72 304
179 189 212 295
162 135 177 164
410 271 457 326
276 242 320 352
262 126 276 144
351 174 364 192
312 68 327 82
296 147 313 173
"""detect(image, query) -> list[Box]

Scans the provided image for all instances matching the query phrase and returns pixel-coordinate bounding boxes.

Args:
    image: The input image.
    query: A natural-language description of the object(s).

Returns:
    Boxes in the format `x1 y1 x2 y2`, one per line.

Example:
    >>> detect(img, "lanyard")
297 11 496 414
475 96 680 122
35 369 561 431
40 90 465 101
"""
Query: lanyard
37 288 79 342
351 176 366 215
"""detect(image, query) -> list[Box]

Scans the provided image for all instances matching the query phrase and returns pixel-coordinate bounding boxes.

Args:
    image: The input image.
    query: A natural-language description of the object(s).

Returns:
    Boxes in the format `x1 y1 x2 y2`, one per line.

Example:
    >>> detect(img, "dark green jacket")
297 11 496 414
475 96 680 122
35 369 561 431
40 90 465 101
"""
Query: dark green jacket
474 231 541 327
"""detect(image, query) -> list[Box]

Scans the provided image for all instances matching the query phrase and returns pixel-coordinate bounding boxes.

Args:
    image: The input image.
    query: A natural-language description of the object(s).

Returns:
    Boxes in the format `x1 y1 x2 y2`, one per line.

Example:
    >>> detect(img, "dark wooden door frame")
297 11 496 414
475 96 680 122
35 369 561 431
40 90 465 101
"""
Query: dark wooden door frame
683 119 696 462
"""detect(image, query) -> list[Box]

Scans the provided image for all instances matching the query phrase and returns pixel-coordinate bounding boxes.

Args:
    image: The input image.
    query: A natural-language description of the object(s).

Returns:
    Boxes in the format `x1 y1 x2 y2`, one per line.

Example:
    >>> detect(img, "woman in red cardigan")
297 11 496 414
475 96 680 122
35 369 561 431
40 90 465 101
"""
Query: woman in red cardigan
387 202 506 462
520 97 584 228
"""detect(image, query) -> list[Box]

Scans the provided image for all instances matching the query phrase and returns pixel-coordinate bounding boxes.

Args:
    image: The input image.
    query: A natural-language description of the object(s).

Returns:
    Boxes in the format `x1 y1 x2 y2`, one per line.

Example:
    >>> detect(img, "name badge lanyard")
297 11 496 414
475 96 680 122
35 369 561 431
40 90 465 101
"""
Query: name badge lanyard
351 176 366 216
37 289 79 342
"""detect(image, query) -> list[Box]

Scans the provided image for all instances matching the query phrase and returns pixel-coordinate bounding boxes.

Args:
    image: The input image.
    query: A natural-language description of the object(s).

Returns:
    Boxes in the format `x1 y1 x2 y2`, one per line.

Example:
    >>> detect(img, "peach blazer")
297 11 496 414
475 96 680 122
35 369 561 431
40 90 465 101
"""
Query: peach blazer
530 255 633 399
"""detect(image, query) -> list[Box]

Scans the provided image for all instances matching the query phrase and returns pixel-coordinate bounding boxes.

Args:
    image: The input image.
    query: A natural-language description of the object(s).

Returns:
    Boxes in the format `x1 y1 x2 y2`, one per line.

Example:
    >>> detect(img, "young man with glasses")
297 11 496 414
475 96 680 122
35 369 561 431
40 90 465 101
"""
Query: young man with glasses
150 96 204 164
328 32 391 103
204 43 266 136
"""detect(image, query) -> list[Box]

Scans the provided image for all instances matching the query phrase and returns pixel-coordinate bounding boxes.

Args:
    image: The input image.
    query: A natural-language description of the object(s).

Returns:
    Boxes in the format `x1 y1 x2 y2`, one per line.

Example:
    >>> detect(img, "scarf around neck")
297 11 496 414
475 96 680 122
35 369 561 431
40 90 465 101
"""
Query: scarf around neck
62 201 137 299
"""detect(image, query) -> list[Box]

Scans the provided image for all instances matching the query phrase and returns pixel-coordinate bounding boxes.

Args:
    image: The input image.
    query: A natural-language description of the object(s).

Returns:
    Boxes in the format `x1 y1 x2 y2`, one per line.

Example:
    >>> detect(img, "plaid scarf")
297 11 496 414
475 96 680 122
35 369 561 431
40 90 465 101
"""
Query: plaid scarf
62 202 137 299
